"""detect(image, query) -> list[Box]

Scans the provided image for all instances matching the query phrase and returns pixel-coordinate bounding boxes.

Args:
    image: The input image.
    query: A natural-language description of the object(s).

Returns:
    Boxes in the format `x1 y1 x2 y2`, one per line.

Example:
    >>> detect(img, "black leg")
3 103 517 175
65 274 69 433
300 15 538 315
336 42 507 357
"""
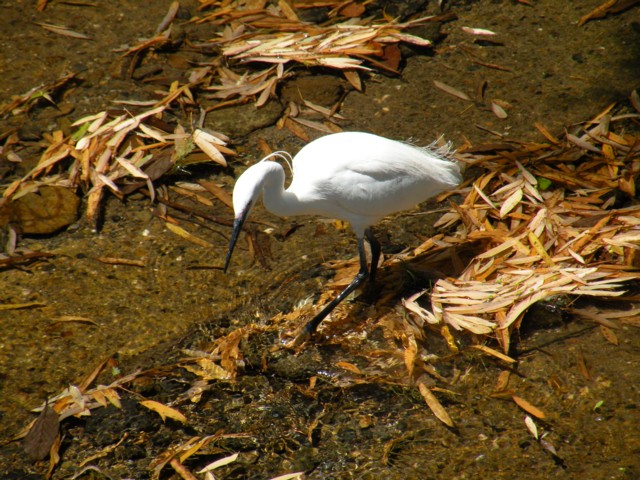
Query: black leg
365 228 381 283
296 236 370 341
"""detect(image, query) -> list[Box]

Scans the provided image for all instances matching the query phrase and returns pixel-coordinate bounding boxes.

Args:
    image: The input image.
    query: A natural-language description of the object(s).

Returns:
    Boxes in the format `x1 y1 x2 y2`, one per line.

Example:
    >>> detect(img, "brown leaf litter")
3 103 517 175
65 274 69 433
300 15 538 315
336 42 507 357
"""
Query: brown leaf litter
401 106 640 354
0 105 233 225
194 0 447 98
3 1 640 466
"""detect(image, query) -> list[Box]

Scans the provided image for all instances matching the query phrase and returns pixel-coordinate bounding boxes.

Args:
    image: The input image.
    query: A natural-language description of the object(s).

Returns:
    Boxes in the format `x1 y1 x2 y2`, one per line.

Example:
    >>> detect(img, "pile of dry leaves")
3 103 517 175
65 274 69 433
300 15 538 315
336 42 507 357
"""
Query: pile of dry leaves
405 104 640 353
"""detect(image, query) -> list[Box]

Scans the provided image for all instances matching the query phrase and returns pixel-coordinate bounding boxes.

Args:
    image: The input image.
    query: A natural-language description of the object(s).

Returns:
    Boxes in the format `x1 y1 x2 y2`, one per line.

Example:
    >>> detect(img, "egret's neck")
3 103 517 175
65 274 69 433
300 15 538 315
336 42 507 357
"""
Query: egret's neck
260 162 304 217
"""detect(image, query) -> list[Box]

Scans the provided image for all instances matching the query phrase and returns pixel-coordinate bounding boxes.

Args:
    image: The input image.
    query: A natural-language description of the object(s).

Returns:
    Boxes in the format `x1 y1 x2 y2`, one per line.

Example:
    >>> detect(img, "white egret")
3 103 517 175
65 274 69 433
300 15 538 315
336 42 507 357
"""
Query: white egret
224 131 461 341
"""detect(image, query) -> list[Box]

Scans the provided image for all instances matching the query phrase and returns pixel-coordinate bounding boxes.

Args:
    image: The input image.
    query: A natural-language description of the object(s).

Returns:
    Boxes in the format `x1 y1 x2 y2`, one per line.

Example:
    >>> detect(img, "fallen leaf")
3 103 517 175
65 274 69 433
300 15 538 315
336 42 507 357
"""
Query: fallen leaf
139 400 188 424
491 100 508 119
165 222 215 248
461 26 498 36
418 382 455 427
599 324 619 345
470 344 517 363
524 415 538 440
24 403 60 461
499 188 523 218
197 453 239 473
433 80 471 101
512 394 545 419
336 361 362 374
34 21 91 39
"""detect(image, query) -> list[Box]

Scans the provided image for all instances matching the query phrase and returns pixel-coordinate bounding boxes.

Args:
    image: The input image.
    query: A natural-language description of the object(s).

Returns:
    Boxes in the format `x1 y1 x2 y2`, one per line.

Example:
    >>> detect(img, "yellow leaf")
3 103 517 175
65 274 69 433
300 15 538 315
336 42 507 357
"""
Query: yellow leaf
528 231 555 267
103 388 122 409
139 400 187 424
418 382 454 427
499 188 523 218
165 222 215 248
511 395 545 419
470 344 517 364
335 361 362 375
404 335 417 378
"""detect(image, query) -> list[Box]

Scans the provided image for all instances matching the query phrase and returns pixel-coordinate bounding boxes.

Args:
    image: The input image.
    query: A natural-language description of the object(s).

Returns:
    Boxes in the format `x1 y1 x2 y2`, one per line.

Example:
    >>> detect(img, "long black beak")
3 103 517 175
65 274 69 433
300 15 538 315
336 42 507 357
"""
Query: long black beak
224 213 248 273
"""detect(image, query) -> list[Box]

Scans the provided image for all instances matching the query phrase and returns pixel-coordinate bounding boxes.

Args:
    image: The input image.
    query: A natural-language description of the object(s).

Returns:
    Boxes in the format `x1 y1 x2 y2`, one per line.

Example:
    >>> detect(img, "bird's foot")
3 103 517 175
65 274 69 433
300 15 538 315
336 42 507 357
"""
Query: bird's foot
286 327 314 348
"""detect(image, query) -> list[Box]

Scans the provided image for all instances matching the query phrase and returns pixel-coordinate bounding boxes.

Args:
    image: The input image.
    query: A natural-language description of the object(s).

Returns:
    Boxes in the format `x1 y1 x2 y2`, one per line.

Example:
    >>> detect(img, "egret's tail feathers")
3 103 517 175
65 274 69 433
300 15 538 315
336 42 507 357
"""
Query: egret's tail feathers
426 136 467 179
428 136 456 158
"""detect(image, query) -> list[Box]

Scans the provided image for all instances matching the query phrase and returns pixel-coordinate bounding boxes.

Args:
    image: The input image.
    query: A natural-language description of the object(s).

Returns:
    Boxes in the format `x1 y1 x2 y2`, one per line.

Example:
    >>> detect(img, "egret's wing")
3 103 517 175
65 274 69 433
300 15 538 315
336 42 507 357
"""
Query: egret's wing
290 132 460 222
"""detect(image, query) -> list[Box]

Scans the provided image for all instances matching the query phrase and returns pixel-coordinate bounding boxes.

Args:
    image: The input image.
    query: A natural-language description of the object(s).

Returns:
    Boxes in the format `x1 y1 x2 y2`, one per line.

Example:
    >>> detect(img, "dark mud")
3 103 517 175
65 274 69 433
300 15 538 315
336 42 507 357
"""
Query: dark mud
1 0 639 478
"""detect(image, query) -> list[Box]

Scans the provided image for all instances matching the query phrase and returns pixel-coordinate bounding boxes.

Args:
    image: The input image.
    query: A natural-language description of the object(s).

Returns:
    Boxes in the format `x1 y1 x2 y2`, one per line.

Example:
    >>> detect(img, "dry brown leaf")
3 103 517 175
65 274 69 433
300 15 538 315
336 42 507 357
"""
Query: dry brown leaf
511 394 545 419
198 180 234 209
495 370 511 392
170 457 198 480
339 2 366 17
34 21 91 39
470 344 517 364
599 324 619 345
23 403 59 461
165 222 215 248
418 382 455 427
140 400 188 424
343 70 362 91
156 1 180 34
578 0 618 26
433 80 471 101
289 116 336 134
96 257 145 267
277 0 299 21
192 129 228 166
0 301 47 311
576 350 591 380
336 361 362 374
284 117 310 141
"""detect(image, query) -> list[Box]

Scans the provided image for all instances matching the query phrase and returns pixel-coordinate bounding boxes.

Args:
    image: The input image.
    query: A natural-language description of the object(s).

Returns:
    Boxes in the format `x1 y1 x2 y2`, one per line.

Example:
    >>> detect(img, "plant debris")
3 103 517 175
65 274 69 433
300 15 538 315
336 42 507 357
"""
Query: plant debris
1 105 233 224
400 106 640 353
578 0 640 26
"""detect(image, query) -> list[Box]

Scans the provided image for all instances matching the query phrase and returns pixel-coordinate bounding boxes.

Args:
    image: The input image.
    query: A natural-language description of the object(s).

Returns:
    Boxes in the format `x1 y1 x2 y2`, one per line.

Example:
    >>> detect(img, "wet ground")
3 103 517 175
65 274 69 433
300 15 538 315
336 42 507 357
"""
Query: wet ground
1 0 640 478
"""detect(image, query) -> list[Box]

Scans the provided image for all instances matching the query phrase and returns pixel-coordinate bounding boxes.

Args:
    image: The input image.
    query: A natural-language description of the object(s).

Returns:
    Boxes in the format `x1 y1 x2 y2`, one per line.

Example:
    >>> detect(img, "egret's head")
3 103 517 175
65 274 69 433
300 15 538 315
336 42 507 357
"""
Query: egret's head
231 163 266 217
224 163 265 273
224 154 291 273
